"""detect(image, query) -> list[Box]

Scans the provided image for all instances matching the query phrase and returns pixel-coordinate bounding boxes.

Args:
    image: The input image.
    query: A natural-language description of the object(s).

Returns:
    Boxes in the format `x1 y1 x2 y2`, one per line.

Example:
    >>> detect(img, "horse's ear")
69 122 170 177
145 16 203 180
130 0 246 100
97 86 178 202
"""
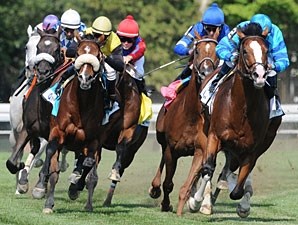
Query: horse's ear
57 26 62 38
214 27 220 39
194 30 202 40
74 30 82 43
262 27 269 37
27 25 33 38
236 27 245 39
37 27 43 37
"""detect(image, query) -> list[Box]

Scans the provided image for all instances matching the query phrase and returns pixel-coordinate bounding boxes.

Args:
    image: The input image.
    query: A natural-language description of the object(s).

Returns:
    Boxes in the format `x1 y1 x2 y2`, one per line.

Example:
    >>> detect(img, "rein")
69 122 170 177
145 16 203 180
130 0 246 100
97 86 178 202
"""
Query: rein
36 59 73 85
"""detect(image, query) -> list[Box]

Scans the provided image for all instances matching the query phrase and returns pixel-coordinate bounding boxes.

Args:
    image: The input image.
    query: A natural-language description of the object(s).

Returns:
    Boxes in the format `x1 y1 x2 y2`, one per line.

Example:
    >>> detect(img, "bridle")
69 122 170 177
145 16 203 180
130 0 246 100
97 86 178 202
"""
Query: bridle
193 38 219 80
238 35 269 79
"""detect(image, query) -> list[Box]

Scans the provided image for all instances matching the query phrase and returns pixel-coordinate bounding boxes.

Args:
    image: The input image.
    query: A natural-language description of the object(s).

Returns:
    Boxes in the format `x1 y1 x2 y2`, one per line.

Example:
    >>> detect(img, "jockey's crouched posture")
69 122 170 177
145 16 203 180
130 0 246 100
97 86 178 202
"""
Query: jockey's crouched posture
56 16 124 109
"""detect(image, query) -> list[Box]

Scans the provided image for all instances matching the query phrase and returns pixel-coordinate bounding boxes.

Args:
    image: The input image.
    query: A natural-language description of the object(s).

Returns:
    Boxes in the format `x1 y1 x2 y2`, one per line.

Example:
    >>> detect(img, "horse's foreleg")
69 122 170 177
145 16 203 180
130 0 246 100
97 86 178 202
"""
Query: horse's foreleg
103 181 117 207
179 149 204 215
236 173 253 218
43 150 60 214
32 138 60 199
149 155 164 199
161 146 177 212
6 130 30 174
230 161 254 200
85 163 99 212
59 148 69 172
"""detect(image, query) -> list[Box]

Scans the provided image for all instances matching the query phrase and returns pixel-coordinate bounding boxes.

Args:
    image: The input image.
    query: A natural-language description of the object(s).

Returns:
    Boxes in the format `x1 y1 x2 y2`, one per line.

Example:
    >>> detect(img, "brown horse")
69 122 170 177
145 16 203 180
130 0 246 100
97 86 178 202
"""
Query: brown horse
196 24 282 218
149 31 220 215
31 37 106 213
101 66 149 206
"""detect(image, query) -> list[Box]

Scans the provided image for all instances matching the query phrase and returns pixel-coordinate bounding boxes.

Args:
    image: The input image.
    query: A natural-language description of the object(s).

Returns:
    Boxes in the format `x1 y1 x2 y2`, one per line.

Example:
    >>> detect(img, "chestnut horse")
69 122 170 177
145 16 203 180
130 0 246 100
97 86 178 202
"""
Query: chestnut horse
196 24 282 218
149 31 220 215
32 37 106 213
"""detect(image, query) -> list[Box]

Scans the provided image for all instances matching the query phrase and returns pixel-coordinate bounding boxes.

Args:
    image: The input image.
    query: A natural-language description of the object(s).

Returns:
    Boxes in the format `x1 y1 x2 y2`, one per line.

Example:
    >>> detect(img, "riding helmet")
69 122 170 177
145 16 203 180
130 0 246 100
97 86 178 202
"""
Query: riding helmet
42 14 59 31
202 3 225 27
250 14 272 33
91 16 112 35
60 9 81 29
117 15 139 38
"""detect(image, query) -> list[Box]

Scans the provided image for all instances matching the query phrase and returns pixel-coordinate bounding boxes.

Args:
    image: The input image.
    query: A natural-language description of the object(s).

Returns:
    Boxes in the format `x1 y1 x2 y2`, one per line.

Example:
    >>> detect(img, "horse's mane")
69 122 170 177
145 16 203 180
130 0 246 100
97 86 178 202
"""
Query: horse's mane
240 22 263 37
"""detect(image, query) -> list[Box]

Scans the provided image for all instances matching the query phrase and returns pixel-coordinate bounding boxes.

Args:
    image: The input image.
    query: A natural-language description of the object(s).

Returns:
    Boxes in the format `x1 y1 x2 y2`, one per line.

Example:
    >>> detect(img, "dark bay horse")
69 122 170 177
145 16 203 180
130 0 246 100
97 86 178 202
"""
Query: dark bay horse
149 31 220 215
101 66 149 206
196 24 282 218
6 28 64 190
32 37 106 213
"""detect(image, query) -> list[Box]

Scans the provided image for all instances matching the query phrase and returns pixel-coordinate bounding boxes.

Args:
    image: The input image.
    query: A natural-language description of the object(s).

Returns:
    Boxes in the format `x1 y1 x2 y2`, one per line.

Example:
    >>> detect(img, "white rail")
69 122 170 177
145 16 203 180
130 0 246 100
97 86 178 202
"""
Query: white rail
1 103 298 135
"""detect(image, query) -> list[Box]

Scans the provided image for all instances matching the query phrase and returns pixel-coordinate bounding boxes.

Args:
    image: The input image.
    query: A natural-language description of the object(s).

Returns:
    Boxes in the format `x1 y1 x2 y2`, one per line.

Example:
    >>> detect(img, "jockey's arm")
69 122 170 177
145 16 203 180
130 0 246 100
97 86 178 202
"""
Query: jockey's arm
129 37 146 62
105 45 125 72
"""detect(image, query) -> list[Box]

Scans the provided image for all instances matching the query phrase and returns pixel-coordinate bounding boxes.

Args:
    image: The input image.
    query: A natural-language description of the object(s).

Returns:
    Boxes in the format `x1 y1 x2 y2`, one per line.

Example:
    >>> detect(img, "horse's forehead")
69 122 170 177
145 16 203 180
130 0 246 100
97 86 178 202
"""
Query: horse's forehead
249 40 263 62
38 37 59 51
79 42 99 54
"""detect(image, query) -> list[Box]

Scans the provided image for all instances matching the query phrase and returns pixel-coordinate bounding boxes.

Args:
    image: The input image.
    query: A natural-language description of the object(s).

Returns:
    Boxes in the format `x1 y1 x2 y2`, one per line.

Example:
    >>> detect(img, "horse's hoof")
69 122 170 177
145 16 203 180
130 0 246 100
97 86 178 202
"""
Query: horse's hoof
217 180 228 190
199 204 212 215
32 187 46 199
187 197 200 213
148 186 161 199
236 204 250 218
68 183 80 200
108 169 121 182
34 159 43 168
68 171 81 184
43 208 53 214
84 204 93 212
17 183 29 194
161 204 173 212
103 199 111 207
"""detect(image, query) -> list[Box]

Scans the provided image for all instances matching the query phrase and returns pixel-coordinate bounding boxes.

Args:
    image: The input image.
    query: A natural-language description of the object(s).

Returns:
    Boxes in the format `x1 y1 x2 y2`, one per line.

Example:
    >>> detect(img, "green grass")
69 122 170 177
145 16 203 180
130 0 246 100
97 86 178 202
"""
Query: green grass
0 136 297 225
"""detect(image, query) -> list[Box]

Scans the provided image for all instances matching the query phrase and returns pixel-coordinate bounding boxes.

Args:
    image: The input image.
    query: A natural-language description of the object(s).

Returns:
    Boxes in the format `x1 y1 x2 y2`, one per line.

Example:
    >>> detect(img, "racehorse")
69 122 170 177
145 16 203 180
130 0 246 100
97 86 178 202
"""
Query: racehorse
6 27 64 193
194 23 282 218
7 25 41 194
101 65 149 206
32 36 106 213
148 30 220 215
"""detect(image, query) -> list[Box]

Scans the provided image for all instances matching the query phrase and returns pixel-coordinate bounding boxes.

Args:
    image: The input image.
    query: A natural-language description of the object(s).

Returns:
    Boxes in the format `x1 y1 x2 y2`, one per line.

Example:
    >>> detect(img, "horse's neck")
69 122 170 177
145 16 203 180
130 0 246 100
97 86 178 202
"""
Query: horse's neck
230 73 266 112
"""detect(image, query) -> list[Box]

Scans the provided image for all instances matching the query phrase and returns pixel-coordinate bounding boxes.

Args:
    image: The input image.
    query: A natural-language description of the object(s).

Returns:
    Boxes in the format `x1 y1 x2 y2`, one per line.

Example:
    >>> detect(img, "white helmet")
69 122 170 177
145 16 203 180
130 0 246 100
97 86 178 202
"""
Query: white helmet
61 9 81 29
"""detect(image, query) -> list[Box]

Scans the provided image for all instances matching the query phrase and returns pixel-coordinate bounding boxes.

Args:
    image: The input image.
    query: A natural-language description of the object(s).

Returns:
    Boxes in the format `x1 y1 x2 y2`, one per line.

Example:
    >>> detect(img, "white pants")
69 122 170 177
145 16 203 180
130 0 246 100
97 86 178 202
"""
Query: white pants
104 62 116 81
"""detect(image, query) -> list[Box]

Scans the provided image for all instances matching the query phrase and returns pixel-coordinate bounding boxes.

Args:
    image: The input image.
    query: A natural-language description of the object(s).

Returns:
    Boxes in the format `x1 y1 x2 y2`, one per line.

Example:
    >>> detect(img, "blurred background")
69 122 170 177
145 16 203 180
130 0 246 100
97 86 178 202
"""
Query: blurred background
0 0 298 103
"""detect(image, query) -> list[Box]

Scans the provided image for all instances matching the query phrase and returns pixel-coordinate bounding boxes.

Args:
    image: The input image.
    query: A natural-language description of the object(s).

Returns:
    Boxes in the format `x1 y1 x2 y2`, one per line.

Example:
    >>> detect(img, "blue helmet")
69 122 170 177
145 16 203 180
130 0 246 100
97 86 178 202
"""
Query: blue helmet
250 14 272 33
202 3 225 26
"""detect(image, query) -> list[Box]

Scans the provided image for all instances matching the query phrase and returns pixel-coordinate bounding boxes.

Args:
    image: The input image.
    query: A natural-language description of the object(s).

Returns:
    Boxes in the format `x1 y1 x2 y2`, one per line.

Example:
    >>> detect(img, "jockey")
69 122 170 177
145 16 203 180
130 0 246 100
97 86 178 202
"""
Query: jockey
59 9 86 50
88 16 124 108
10 14 60 96
209 13 290 103
116 15 147 93
174 3 230 79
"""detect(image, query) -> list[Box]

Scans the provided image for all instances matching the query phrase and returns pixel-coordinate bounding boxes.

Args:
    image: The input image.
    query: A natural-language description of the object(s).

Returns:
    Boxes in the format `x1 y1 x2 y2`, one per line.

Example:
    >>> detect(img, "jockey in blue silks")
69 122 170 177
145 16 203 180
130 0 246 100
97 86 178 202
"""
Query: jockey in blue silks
209 13 290 117
173 3 230 79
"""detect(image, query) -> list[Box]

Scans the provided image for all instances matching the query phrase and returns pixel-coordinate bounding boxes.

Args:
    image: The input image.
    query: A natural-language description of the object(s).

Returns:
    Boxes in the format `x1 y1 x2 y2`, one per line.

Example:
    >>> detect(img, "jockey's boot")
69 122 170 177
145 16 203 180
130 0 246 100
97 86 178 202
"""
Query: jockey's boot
105 79 117 110
209 62 231 93
55 65 75 95
135 78 147 95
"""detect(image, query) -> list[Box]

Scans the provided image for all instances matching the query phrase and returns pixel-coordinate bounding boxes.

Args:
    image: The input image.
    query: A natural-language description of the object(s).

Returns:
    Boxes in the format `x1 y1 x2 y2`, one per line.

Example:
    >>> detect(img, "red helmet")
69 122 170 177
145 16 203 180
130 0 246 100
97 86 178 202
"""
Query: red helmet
117 15 139 38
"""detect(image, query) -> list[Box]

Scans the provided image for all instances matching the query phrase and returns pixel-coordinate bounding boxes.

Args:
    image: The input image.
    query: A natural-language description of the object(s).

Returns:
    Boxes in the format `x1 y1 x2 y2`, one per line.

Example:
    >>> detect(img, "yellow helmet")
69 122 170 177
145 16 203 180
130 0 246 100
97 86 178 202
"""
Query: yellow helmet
92 16 112 35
